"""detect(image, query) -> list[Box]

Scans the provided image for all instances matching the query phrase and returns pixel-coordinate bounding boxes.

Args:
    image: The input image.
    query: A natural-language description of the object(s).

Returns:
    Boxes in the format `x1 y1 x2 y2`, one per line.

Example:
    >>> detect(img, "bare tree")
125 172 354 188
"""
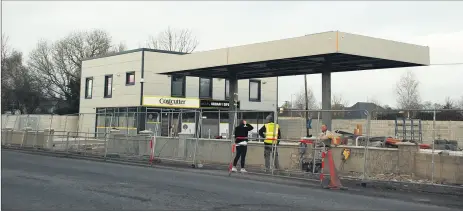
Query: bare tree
1 33 9 63
111 41 127 53
291 87 318 117
368 97 383 109
443 96 455 109
332 93 348 109
421 101 434 110
28 29 122 114
146 26 199 53
1 34 13 113
331 93 348 118
458 96 463 110
396 70 421 110
367 97 384 119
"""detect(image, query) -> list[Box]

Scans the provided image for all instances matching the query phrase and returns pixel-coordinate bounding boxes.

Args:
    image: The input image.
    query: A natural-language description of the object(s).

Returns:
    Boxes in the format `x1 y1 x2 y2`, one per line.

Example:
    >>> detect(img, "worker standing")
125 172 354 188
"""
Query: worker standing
259 115 281 172
319 124 334 140
232 120 254 172
318 124 335 146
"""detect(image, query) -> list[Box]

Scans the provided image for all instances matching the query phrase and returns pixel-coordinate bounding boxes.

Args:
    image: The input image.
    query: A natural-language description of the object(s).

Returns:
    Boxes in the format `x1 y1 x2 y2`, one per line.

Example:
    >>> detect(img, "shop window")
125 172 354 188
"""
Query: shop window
171 75 185 97
225 79 229 100
249 79 261 102
199 77 212 99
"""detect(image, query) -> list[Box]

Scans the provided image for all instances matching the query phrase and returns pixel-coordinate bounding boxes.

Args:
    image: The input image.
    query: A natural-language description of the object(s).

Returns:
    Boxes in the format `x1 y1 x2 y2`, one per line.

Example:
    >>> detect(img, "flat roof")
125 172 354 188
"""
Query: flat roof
157 31 430 79
81 48 186 62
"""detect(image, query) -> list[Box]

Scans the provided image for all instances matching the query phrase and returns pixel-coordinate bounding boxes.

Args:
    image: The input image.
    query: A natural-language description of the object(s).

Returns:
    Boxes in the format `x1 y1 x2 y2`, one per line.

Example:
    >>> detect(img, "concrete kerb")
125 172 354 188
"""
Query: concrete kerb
3 147 462 197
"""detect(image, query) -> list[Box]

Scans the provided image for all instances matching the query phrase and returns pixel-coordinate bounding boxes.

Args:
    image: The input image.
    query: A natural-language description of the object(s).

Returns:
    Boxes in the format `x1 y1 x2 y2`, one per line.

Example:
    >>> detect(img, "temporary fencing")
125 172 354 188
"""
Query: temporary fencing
191 110 273 170
3 108 462 186
276 109 371 180
363 108 463 184
1 114 79 132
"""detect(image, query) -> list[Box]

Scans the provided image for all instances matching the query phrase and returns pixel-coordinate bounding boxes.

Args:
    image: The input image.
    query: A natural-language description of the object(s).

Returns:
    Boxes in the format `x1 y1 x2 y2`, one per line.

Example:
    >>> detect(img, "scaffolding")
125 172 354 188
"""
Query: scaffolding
394 118 422 142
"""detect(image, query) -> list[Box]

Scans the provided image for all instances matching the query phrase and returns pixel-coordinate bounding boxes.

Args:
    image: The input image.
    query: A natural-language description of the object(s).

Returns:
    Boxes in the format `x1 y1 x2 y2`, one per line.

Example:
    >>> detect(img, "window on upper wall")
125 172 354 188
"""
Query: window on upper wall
126 72 135 85
225 79 230 100
104 75 113 98
249 79 261 102
85 77 93 99
199 77 212 99
171 75 186 97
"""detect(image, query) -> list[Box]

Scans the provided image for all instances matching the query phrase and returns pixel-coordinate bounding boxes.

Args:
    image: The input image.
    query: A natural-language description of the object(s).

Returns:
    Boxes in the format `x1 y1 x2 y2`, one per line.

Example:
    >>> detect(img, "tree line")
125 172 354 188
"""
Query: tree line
1 27 199 115
281 71 463 120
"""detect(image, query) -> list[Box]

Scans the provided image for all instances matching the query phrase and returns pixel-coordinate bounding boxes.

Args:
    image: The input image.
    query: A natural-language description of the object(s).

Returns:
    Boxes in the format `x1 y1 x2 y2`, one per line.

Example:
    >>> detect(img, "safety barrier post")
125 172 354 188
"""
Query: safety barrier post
227 109 238 174
362 111 371 183
46 114 54 150
431 109 436 184
312 111 321 174
34 129 39 149
21 115 30 148
192 111 202 168
84 128 90 156
65 131 70 152
24 114 30 130
103 131 108 159
12 115 19 131
63 115 68 133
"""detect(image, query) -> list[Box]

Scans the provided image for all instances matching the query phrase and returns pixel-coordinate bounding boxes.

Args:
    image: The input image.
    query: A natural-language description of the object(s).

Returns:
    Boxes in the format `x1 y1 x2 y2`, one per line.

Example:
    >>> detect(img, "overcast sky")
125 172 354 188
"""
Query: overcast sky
2 1 463 108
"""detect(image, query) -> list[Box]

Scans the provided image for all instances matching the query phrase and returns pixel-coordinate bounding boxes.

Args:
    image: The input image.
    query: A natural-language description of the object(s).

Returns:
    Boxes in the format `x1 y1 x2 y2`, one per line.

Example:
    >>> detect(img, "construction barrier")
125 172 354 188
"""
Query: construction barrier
2 109 463 185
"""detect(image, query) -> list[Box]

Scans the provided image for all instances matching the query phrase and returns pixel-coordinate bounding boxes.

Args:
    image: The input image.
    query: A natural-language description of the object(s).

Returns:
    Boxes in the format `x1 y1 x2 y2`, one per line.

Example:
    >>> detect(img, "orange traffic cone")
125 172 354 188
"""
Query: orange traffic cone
326 149 347 190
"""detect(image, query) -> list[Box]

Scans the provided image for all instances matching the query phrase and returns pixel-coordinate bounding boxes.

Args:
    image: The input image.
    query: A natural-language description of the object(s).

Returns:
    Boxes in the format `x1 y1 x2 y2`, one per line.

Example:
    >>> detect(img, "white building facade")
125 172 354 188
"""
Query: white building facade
79 48 277 137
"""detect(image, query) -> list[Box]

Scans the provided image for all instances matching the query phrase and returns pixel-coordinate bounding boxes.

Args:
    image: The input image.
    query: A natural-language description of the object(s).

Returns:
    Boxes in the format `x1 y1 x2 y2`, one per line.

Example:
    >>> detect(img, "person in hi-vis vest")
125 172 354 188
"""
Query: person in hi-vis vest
258 115 282 172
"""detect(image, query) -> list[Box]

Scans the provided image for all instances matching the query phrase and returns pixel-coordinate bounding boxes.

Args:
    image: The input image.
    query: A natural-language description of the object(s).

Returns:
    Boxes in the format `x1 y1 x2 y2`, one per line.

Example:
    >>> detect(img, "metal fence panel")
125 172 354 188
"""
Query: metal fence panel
2 108 462 186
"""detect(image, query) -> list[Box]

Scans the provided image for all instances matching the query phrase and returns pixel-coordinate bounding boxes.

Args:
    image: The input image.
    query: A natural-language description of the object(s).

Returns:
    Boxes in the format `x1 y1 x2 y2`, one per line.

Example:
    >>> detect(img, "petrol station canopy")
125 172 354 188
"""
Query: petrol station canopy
157 31 430 79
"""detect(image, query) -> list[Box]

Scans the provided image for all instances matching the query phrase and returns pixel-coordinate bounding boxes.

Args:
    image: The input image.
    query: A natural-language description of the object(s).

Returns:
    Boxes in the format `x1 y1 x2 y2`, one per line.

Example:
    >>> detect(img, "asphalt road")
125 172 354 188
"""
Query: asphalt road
1 150 460 211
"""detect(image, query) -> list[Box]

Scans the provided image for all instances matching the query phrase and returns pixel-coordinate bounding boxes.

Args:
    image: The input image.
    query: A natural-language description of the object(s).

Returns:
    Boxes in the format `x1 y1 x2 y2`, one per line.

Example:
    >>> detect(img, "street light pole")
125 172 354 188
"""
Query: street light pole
290 94 293 117
304 74 310 137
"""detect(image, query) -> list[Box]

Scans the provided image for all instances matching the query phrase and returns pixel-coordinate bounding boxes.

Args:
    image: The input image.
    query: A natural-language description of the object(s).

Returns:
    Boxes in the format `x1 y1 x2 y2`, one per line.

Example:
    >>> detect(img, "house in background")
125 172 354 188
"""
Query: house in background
344 102 384 119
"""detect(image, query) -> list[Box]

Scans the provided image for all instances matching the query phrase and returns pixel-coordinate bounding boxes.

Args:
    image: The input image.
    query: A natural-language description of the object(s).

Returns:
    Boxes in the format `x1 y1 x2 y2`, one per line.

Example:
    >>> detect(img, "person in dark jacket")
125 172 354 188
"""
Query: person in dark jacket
232 120 254 172
259 115 281 172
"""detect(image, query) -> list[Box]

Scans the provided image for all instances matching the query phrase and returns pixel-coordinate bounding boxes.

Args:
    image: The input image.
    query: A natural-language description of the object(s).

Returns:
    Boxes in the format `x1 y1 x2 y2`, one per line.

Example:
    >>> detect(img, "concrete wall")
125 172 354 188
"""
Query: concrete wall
174 139 462 184
415 152 463 184
3 128 461 184
2 129 54 149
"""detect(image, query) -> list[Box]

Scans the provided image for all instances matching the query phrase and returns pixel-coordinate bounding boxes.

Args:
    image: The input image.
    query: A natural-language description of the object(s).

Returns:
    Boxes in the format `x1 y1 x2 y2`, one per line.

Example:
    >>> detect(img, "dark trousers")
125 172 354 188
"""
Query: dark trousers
233 145 248 168
264 145 280 170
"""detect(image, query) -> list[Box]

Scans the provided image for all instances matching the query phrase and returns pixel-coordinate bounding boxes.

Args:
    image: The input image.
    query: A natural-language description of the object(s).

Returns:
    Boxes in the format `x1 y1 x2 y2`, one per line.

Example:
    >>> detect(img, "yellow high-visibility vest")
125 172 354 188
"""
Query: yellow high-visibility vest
264 123 280 144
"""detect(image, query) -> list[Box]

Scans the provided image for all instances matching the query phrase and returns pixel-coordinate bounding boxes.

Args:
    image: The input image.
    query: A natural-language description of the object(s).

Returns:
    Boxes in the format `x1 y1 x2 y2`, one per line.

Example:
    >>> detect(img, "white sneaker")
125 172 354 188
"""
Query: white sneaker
231 167 238 172
240 168 247 173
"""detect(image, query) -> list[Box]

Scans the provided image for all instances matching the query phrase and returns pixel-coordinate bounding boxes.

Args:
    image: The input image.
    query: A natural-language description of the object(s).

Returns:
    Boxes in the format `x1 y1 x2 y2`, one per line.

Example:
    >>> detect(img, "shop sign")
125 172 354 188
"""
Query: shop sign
200 100 240 109
143 96 200 108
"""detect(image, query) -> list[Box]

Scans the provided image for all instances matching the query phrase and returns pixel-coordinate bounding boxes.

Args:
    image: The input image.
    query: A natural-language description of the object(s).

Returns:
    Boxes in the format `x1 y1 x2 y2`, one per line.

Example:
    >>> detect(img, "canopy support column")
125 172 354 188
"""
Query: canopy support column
322 69 332 130
228 74 238 138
